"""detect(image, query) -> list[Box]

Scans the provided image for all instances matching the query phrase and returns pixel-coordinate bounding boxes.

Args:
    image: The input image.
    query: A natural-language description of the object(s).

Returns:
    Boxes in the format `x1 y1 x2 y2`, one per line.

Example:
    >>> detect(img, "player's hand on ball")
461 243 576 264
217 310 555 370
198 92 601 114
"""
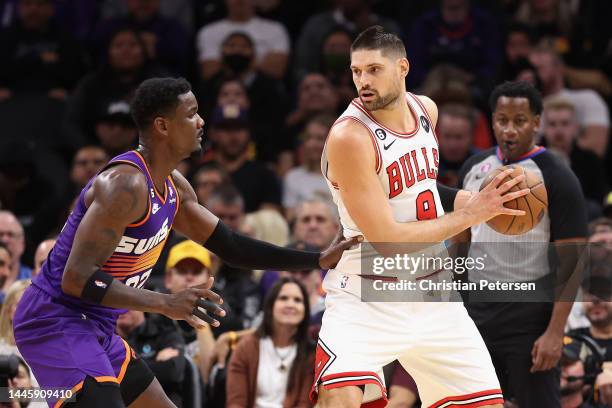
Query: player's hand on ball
319 232 363 269
465 168 530 223
162 276 225 329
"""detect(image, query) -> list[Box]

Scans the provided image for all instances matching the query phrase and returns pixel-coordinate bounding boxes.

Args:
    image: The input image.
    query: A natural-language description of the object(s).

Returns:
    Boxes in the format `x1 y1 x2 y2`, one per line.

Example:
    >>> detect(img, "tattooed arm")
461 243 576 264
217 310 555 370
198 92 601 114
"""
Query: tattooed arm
61 164 222 328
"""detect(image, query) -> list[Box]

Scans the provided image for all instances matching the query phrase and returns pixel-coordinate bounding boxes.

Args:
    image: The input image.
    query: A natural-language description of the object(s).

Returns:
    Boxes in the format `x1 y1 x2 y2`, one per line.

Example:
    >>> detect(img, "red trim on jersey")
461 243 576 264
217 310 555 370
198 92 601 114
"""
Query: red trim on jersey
310 371 388 407
351 97 420 138
409 92 439 144
330 115 383 174
429 388 504 408
323 117 354 188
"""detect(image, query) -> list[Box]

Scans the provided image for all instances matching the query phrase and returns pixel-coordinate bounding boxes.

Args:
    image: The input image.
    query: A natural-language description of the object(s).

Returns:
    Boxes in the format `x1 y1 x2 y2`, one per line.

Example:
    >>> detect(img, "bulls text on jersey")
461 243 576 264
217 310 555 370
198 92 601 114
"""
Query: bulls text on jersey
386 147 439 199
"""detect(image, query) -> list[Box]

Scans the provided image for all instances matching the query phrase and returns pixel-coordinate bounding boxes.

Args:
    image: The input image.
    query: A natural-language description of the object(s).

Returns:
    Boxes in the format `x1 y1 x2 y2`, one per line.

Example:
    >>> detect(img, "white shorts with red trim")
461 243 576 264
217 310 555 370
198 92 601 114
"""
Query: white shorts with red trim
310 270 503 407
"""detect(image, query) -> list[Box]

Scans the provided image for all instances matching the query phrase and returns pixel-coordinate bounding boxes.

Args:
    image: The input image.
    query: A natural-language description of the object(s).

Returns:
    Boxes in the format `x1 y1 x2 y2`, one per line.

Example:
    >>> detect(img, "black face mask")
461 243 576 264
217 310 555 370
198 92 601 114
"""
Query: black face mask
323 52 350 74
223 54 252 73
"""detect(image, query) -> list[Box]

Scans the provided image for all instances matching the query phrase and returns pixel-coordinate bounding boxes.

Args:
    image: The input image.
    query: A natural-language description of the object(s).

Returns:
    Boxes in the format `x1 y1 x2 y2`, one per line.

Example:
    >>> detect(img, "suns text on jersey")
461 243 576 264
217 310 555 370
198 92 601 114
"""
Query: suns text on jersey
115 218 169 255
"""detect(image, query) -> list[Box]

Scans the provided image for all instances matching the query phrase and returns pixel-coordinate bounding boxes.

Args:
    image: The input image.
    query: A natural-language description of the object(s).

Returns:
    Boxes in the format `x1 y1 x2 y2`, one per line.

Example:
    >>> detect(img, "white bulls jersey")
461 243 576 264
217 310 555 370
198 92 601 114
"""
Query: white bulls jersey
321 93 447 278
312 92 503 407
322 92 444 238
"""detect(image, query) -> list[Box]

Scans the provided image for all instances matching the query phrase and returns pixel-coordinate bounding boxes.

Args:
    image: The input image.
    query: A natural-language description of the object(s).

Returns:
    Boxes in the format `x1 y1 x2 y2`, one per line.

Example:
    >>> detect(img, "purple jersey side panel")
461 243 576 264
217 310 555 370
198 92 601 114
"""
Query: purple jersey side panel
30 150 179 327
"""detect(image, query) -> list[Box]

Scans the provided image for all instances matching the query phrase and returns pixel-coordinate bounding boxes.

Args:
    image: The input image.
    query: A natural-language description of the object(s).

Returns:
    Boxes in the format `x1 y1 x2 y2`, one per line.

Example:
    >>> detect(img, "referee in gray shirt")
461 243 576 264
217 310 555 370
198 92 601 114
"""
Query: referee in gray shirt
455 82 588 407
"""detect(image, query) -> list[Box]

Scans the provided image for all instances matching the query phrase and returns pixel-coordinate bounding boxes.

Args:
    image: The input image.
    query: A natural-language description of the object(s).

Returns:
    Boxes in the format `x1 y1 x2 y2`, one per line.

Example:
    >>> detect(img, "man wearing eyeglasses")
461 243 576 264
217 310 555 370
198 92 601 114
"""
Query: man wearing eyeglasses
0 211 31 293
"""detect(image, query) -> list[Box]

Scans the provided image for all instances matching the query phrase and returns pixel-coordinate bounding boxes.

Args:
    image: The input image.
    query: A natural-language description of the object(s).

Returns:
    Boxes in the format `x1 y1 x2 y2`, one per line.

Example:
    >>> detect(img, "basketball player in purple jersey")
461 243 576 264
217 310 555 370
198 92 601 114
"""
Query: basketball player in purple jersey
13 78 358 408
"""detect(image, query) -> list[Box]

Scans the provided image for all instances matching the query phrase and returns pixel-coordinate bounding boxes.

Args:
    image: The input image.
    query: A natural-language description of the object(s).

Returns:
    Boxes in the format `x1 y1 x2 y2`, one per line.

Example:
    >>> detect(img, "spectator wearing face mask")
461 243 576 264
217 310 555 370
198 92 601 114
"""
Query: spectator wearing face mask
318 27 355 109
196 0 290 80
199 32 288 162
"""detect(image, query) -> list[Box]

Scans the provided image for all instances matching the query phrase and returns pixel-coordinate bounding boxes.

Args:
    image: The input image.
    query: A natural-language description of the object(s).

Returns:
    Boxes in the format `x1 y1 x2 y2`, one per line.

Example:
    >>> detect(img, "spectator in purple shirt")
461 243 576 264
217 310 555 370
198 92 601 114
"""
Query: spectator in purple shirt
92 0 189 75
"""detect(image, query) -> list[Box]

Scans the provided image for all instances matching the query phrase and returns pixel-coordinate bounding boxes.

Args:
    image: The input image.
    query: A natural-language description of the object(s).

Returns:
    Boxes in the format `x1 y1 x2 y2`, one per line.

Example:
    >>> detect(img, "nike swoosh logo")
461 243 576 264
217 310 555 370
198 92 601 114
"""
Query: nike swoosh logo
383 140 396 150
152 205 160 214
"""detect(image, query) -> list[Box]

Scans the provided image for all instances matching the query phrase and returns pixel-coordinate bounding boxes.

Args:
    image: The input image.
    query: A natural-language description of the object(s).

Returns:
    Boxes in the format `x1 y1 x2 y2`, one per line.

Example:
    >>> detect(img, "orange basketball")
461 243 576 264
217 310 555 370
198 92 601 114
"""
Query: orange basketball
479 165 548 235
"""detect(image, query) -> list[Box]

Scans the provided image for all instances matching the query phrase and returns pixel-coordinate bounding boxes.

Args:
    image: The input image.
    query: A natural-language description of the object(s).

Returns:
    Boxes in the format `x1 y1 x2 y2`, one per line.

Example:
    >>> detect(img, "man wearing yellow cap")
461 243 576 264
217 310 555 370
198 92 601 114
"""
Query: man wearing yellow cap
164 240 229 380
165 240 214 293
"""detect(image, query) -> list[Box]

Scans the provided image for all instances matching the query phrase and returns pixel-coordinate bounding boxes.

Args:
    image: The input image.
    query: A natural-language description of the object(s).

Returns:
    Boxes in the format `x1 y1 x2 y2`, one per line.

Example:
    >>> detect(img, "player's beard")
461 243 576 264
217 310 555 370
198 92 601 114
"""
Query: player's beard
361 85 402 112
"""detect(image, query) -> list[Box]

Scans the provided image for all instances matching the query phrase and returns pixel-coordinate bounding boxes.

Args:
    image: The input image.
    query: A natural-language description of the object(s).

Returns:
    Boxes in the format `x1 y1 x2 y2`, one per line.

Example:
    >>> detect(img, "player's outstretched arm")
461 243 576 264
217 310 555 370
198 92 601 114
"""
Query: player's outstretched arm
326 119 530 243
61 165 223 329
170 170 360 270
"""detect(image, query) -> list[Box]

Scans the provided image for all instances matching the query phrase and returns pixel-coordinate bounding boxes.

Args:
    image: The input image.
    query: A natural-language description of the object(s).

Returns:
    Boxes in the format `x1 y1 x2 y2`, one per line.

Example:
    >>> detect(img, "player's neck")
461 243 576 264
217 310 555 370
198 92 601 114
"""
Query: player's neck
368 95 414 133
137 145 178 192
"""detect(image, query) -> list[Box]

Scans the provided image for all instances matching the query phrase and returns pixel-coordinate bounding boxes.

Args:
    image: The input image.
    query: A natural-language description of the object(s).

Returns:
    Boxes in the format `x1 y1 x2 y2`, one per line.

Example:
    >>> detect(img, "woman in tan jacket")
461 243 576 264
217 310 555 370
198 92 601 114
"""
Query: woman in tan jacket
227 277 315 408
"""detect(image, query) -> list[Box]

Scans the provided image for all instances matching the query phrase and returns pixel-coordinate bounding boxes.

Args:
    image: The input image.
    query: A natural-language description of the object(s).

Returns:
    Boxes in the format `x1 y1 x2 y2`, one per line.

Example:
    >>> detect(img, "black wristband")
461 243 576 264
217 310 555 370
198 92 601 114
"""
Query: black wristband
81 270 114 304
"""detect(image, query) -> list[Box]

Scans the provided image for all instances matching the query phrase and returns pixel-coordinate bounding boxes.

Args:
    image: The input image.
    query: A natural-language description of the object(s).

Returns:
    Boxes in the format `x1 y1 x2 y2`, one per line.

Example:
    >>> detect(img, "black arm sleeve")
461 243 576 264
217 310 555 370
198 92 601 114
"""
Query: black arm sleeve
204 221 321 271
437 183 459 212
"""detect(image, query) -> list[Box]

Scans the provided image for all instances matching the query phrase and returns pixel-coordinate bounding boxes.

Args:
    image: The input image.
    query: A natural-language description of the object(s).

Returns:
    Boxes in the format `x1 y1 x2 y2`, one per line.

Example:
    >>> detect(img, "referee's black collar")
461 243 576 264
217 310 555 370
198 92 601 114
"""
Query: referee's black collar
496 145 546 165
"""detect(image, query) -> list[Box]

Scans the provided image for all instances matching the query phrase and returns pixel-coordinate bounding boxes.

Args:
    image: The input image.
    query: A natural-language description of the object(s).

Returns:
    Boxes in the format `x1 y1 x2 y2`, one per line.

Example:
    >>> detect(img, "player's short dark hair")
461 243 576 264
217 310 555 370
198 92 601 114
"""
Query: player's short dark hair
351 25 406 59
130 77 192 130
489 81 543 115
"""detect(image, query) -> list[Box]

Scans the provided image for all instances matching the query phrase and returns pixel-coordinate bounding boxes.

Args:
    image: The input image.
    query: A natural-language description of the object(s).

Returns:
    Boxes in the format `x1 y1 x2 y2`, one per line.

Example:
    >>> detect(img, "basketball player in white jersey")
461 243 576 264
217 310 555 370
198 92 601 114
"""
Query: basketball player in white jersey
311 26 531 408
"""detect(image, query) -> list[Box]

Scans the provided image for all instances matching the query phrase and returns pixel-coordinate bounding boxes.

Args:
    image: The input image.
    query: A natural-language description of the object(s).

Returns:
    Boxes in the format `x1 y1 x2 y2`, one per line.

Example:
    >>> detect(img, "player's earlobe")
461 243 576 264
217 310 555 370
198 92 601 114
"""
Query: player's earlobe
399 58 409 78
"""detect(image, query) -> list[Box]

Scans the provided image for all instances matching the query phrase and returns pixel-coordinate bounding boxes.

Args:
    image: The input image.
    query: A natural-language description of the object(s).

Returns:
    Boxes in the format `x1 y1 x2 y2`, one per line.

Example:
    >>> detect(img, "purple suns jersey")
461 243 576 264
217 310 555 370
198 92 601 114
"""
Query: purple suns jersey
32 150 180 325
